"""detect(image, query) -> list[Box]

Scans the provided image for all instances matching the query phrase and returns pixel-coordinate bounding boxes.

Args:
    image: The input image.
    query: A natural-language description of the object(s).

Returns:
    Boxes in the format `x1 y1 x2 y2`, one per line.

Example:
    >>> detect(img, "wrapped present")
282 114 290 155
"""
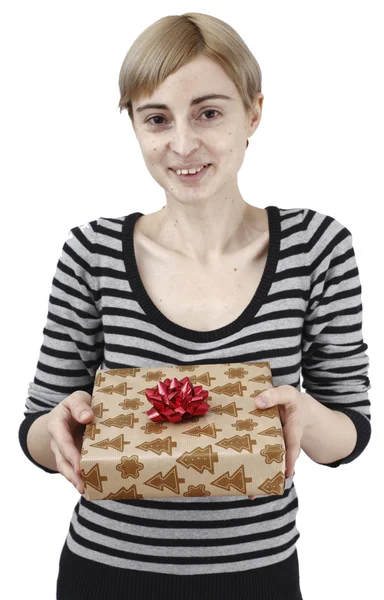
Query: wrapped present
79 362 286 501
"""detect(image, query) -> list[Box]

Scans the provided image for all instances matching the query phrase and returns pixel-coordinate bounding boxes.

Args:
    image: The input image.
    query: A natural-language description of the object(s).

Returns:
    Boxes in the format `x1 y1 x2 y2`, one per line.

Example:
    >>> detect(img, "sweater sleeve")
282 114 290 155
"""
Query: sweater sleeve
301 214 371 468
18 220 104 473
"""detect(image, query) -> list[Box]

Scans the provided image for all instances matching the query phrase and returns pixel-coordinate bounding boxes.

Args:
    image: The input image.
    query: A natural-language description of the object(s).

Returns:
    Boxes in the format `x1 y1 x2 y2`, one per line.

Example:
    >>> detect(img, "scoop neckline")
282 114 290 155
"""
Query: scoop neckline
122 205 281 343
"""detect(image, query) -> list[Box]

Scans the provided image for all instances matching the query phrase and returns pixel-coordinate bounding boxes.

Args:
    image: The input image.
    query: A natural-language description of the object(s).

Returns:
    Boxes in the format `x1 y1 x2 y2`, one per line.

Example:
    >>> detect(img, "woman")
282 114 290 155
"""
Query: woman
18 12 371 600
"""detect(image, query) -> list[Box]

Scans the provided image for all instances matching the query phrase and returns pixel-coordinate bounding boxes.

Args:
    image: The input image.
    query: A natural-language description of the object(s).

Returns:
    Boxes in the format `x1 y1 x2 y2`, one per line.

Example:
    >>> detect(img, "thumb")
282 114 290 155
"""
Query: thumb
67 390 94 423
78 406 94 422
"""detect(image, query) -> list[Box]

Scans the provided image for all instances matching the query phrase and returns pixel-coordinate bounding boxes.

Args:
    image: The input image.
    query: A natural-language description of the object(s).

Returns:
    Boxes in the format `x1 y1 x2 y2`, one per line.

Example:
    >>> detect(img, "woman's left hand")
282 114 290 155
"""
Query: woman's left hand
248 385 308 500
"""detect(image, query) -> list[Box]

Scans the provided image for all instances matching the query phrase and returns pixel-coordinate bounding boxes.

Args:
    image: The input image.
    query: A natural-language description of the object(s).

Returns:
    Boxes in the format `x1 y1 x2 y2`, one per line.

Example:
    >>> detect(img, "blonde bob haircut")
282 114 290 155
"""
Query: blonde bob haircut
118 13 262 123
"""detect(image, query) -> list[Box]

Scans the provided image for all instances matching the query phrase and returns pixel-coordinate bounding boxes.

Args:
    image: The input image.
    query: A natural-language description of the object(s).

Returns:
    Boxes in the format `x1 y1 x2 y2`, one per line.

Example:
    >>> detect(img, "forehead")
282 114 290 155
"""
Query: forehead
133 55 239 108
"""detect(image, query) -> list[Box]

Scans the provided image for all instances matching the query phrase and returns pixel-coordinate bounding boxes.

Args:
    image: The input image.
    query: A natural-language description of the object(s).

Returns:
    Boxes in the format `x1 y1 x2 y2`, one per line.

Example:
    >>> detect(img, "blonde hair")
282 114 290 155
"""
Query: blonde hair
118 13 262 122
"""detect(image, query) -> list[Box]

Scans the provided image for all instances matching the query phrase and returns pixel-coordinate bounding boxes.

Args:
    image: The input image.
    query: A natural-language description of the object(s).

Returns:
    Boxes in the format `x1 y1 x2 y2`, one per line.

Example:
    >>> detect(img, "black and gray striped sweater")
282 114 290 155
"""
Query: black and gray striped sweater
18 205 371 597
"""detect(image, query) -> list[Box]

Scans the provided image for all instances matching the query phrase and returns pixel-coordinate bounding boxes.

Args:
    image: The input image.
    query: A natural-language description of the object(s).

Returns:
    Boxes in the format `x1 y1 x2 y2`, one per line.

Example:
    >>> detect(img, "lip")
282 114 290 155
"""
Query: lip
169 164 211 182
170 163 211 172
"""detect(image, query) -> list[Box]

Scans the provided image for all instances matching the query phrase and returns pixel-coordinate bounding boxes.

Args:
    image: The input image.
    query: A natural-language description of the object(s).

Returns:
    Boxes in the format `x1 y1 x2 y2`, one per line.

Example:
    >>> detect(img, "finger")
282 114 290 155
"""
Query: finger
48 416 84 477
66 390 94 423
282 421 302 477
51 438 83 492
254 385 297 409
248 495 256 500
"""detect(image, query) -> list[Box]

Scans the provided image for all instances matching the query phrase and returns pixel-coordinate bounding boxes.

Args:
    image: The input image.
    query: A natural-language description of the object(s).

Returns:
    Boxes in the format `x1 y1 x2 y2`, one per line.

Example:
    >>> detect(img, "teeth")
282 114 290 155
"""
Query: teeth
176 165 207 175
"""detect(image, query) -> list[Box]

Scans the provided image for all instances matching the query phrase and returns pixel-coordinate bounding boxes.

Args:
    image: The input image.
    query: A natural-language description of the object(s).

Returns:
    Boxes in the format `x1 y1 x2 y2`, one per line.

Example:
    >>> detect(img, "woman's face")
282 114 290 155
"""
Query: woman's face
131 55 263 206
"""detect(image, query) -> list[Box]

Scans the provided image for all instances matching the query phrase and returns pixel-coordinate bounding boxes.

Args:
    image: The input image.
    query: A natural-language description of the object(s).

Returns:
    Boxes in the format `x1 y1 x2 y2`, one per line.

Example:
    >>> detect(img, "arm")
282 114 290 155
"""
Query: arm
18 221 104 473
300 213 371 467
25 412 59 473
300 391 371 465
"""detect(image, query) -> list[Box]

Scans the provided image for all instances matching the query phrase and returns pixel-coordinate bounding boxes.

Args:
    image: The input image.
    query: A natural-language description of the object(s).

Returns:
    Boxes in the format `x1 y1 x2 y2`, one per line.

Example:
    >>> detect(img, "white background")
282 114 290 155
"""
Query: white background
2 1 383 598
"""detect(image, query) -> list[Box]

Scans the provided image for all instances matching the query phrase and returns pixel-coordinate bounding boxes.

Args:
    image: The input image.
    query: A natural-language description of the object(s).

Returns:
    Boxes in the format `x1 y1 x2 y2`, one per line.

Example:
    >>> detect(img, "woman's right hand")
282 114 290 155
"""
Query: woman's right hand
46 390 94 494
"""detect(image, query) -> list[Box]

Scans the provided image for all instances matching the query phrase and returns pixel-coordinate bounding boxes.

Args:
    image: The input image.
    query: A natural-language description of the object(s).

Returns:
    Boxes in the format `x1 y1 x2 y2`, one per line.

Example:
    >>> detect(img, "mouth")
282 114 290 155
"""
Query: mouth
169 164 212 182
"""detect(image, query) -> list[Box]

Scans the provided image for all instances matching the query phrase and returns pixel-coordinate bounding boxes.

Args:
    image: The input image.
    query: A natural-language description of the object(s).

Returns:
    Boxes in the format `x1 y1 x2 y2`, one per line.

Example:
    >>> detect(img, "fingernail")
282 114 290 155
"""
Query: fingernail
256 396 266 407
80 410 91 420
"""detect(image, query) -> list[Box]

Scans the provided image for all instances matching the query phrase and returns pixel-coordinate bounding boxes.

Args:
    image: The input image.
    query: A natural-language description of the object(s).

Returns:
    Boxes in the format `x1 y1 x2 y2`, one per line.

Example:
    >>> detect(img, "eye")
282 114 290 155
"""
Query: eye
145 109 221 126
200 109 220 120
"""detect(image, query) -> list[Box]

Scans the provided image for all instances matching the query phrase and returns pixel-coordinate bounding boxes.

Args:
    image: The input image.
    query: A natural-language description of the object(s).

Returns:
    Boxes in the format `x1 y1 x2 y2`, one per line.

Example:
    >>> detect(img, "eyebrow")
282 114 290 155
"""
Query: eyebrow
135 94 233 113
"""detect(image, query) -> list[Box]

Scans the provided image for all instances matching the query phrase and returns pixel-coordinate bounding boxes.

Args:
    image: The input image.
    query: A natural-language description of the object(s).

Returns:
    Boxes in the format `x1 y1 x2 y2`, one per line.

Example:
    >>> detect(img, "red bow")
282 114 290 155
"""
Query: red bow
145 376 210 422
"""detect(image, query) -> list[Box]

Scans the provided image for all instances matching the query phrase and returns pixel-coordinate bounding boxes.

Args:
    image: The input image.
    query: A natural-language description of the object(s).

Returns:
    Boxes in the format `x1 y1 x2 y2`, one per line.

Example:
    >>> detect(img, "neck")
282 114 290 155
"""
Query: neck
154 198 266 263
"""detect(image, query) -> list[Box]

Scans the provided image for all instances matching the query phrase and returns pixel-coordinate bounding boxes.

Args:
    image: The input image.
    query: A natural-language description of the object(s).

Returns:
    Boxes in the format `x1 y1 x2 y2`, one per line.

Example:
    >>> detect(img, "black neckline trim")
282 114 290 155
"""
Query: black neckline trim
122 205 281 343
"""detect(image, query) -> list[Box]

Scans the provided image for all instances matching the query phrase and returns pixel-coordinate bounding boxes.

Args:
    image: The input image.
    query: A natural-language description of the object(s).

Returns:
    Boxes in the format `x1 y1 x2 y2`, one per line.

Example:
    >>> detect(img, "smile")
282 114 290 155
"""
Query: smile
170 164 211 182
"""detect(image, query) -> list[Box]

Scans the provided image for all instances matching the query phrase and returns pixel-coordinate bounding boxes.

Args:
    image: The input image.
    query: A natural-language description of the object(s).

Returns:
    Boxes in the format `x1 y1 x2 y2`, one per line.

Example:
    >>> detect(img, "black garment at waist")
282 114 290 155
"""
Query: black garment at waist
56 540 303 600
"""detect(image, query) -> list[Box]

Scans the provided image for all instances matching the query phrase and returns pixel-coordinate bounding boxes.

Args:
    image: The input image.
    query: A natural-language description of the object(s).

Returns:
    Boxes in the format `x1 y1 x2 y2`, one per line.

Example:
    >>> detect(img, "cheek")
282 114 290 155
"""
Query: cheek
149 144 167 165
143 147 161 168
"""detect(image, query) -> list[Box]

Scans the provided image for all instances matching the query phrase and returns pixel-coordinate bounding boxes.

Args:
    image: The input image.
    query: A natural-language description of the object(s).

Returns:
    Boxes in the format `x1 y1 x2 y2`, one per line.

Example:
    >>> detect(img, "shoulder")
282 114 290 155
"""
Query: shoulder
67 214 129 249
276 205 352 246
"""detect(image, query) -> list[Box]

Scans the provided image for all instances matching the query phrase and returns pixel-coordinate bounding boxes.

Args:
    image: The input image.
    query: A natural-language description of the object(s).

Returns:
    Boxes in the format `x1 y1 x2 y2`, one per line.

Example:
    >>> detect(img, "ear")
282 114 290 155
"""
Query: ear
247 93 264 137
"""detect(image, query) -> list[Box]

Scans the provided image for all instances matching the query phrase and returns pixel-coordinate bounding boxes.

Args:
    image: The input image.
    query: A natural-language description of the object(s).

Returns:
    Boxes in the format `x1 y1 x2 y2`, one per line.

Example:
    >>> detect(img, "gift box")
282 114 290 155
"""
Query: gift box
79 361 286 501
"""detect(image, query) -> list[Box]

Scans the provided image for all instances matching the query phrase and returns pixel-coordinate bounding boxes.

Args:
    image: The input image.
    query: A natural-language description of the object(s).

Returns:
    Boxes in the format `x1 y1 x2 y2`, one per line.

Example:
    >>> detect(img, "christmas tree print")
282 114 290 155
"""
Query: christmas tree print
136 436 177 455
182 423 222 438
211 464 252 493
215 434 257 453
176 445 219 474
144 465 185 494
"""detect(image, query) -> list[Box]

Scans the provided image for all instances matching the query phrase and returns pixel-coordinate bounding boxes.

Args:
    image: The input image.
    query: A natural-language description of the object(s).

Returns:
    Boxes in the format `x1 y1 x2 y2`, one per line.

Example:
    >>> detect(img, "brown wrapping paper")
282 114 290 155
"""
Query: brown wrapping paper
79 361 287 501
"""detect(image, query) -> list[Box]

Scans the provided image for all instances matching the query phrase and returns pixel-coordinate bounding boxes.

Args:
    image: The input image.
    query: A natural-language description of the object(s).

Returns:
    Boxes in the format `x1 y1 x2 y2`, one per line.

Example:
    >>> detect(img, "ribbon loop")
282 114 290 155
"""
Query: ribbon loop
145 376 210 422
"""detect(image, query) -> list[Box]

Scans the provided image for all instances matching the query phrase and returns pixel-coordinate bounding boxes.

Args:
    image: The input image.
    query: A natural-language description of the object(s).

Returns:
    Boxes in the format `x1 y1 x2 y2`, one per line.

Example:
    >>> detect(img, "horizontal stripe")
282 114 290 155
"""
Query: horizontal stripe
19 205 371 577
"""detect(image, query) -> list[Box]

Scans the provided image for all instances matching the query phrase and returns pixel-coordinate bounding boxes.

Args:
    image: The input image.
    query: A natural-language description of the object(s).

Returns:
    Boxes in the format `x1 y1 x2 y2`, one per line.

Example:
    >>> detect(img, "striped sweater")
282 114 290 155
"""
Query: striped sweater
18 205 371 584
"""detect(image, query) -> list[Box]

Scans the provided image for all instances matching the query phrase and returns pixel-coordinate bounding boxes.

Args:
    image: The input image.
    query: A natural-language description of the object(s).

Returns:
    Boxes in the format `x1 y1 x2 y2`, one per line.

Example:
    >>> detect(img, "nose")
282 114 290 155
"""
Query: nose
168 124 201 156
